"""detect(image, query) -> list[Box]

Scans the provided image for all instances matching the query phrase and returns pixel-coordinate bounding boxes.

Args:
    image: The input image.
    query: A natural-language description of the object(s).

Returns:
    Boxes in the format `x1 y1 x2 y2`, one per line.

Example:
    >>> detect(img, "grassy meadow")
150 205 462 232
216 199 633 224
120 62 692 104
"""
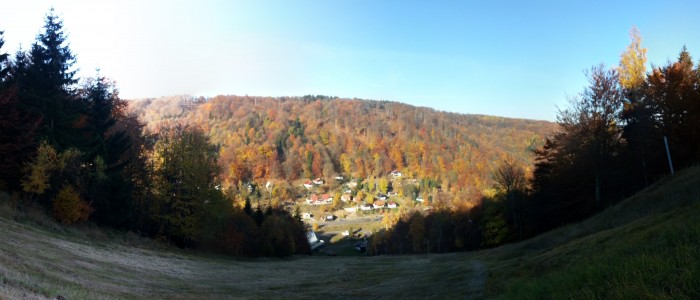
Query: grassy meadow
1 166 699 299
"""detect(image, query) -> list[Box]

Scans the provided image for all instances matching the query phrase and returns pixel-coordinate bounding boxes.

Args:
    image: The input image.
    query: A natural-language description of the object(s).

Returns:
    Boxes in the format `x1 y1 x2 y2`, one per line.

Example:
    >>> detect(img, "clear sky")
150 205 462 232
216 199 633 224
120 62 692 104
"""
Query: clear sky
1 1 699 121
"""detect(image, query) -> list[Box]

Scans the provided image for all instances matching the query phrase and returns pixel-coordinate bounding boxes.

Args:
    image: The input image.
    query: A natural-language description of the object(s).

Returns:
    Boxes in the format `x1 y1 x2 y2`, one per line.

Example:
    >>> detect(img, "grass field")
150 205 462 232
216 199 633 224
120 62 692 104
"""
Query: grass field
1 166 698 299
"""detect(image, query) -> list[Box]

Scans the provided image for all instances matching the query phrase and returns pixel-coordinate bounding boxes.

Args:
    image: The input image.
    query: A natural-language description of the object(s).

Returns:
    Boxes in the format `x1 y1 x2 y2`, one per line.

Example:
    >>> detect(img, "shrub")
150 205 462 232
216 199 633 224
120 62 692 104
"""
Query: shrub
52 185 92 224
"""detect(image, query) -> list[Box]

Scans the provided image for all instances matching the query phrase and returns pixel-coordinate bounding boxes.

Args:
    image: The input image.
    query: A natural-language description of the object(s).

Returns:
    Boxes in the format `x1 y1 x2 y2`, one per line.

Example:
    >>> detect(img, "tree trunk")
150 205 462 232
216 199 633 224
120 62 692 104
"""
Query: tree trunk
595 172 601 210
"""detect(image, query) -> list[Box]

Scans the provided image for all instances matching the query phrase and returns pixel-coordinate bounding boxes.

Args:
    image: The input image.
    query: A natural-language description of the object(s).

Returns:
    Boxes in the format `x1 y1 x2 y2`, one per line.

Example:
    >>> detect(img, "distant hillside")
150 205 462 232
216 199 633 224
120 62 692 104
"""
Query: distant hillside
128 95 556 202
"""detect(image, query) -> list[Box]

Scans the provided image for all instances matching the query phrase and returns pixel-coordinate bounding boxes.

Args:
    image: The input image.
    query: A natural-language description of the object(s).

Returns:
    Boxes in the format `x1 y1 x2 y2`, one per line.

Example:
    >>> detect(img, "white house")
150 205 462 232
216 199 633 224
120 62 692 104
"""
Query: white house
303 181 313 189
360 204 373 211
416 195 424 202
373 200 386 209
387 201 398 209
313 178 324 185
390 170 402 178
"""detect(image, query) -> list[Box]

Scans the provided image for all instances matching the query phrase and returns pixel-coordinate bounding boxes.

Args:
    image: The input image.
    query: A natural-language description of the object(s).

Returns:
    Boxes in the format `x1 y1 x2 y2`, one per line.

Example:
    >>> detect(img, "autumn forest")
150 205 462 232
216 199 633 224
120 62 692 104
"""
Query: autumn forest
2 11 700 258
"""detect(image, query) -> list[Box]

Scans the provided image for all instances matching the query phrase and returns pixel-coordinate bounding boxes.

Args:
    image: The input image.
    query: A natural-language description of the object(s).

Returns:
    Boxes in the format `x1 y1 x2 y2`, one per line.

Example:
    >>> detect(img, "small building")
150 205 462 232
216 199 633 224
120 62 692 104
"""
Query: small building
390 170 403 178
334 175 344 180
302 212 313 219
307 231 325 250
313 178 324 185
303 181 313 189
373 200 386 209
416 195 424 202
387 201 398 209
360 204 373 211
341 194 351 202
321 194 333 204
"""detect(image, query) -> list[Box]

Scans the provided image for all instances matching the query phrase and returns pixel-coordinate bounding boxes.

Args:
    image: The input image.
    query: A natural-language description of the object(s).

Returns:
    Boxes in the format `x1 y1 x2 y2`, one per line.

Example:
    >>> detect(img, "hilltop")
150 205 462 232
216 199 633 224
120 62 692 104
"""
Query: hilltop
128 95 556 202
1 163 697 299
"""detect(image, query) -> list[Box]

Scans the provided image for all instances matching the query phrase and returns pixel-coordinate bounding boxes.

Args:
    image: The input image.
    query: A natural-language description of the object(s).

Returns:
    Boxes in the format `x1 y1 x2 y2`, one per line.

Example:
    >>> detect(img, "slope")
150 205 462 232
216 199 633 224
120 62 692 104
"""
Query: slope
482 165 700 298
1 166 697 299
128 95 556 201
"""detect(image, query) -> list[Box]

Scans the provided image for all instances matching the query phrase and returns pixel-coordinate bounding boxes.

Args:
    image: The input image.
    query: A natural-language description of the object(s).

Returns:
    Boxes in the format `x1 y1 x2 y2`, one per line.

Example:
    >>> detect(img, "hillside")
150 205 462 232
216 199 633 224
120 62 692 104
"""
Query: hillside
1 165 697 299
128 95 556 203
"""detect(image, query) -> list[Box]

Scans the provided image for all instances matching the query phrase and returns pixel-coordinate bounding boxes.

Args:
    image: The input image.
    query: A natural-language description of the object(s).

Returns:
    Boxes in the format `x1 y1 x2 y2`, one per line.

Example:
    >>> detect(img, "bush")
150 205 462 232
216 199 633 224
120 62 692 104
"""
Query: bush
52 185 92 224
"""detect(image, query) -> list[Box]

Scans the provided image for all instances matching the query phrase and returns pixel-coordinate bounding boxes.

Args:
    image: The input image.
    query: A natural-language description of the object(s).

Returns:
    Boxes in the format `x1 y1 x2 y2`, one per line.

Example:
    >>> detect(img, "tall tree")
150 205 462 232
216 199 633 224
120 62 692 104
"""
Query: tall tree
0 32 40 189
618 27 658 187
79 75 135 227
150 126 224 247
20 8 80 150
557 64 624 209
644 47 700 168
0 30 8 81
618 26 647 91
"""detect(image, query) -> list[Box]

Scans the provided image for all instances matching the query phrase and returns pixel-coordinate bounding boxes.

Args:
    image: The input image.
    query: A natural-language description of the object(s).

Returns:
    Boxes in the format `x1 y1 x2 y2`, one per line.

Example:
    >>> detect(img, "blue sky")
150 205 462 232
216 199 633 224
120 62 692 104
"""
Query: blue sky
1 1 699 120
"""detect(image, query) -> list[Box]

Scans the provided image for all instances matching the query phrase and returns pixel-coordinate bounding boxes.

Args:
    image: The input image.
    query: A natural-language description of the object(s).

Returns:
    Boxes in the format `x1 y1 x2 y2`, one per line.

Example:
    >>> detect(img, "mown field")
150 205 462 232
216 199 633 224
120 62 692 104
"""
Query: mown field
1 166 699 299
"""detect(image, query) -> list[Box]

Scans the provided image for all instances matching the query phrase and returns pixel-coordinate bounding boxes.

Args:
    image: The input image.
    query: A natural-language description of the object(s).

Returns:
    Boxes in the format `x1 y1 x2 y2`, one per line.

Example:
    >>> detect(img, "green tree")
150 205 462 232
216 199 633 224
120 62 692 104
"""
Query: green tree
0 30 8 81
78 75 135 228
150 126 224 247
20 8 80 150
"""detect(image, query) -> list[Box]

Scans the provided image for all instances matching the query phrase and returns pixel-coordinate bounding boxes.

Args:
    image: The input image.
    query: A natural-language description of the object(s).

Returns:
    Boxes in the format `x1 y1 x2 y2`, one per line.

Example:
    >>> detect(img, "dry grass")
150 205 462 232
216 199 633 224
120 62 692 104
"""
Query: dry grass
0 212 485 299
1 166 698 299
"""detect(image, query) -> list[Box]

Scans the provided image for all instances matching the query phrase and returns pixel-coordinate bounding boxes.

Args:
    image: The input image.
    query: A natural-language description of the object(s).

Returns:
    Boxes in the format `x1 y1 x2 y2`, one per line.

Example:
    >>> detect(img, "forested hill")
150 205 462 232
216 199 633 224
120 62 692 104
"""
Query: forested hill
128 95 556 201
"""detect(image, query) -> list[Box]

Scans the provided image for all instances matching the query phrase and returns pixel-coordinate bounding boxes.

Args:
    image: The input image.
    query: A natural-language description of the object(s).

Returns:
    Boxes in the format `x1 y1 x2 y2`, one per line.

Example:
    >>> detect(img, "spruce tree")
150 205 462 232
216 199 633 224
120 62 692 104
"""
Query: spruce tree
0 32 40 189
0 30 8 81
21 8 80 150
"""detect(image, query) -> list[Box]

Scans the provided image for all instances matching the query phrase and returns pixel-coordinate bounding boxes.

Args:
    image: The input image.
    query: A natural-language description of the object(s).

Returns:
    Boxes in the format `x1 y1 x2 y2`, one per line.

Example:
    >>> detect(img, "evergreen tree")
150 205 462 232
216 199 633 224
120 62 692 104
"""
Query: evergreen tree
0 32 40 189
0 30 8 81
20 8 80 150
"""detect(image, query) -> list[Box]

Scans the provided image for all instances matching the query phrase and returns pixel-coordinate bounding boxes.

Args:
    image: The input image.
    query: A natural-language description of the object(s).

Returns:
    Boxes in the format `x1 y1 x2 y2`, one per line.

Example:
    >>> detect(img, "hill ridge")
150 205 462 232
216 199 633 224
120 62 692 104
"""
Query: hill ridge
128 95 556 205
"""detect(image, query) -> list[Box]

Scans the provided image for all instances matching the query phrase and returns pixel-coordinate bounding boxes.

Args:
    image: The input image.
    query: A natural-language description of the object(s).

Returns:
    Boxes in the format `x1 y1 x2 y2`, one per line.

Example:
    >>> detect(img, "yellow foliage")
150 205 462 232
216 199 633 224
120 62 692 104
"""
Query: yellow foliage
619 26 647 90
21 141 59 195
52 185 92 224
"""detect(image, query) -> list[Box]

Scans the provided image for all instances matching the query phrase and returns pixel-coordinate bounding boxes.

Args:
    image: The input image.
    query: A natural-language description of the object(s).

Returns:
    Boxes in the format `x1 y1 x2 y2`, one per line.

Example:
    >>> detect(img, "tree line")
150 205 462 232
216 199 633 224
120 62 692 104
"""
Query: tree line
0 9 308 257
371 27 700 254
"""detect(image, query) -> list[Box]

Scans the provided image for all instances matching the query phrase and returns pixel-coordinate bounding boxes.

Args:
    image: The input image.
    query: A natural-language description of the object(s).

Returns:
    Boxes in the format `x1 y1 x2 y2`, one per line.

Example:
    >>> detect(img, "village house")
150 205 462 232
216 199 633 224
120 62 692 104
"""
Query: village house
360 204 373 211
305 194 319 205
312 178 324 185
373 200 386 209
387 201 398 209
303 181 313 189
390 170 402 178
321 194 333 204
